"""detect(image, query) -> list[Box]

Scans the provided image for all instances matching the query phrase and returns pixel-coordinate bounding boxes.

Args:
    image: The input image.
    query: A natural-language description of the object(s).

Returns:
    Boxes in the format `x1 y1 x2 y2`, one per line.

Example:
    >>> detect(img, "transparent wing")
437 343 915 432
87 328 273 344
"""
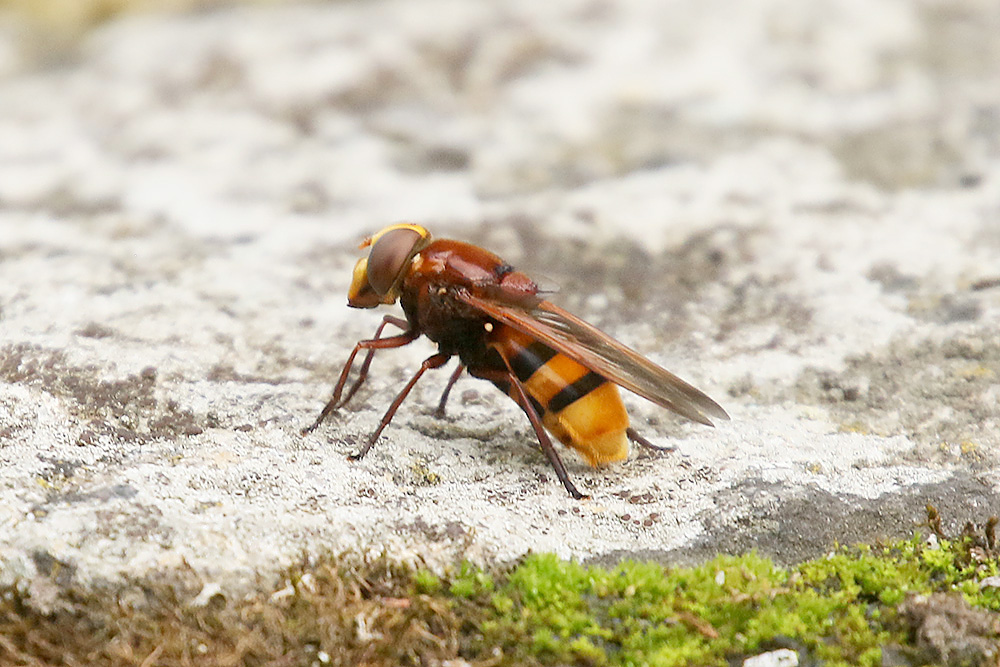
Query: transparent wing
457 291 730 426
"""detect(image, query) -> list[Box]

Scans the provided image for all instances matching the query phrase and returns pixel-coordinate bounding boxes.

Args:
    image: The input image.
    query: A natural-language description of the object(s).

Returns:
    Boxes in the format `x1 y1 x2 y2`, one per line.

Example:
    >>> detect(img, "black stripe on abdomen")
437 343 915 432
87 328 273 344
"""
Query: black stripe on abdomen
547 371 606 413
508 341 558 383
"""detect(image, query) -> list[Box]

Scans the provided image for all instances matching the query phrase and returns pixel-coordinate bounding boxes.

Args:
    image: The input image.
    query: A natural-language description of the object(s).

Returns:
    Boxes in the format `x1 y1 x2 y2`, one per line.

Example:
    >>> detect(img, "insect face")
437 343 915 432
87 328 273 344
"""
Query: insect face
347 223 432 308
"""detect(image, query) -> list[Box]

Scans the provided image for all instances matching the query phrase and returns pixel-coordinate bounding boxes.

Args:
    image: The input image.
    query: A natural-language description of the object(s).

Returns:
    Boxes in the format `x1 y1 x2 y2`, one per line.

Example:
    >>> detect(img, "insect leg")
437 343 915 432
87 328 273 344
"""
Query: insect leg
350 352 451 460
626 427 675 453
508 371 587 499
475 362 587 500
432 362 465 418
335 315 412 411
302 315 415 435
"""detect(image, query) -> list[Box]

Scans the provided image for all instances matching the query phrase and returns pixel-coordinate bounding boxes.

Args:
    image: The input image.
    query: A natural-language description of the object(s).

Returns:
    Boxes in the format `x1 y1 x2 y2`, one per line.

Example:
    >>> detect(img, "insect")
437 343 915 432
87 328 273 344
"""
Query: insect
303 223 729 498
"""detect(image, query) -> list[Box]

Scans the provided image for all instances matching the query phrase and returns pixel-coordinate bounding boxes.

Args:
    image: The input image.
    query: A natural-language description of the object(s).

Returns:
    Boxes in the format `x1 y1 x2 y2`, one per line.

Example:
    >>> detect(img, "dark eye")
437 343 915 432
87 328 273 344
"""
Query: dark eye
367 227 423 295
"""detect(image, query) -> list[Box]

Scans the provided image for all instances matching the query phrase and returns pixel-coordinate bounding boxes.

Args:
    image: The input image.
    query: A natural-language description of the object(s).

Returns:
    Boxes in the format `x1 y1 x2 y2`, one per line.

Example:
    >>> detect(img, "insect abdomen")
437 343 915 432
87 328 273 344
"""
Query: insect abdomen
488 325 629 466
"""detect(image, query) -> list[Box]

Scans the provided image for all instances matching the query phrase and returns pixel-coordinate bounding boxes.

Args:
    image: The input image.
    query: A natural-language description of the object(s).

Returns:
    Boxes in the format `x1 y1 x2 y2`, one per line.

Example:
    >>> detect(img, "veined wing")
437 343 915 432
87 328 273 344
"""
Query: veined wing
457 290 730 426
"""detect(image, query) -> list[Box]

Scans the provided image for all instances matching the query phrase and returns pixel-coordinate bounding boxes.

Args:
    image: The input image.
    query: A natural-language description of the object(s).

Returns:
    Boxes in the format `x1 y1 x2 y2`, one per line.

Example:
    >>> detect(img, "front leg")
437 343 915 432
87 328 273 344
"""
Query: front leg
302 315 414 434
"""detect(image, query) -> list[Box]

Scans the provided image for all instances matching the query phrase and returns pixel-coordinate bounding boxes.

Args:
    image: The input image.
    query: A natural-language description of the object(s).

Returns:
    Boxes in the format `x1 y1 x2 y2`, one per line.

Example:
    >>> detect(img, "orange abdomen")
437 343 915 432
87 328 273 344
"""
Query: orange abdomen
487 325 629 466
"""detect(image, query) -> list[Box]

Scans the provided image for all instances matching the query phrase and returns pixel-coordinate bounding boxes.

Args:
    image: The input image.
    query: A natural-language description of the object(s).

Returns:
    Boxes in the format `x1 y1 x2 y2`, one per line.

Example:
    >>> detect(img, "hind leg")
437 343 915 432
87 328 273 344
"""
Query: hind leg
626 427 675 453
472 365 587 500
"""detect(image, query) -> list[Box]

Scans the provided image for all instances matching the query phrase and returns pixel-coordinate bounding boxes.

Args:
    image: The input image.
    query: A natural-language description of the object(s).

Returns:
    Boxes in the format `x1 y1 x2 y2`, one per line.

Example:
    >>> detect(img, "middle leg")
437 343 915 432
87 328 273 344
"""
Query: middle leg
433 362 465 418
350 352 451 460
302 315 413 434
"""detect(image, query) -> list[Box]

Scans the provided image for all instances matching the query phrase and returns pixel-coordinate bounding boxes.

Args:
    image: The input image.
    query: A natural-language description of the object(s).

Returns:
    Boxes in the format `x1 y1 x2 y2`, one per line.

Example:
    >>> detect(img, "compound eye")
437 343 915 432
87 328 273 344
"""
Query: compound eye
366 227 423 295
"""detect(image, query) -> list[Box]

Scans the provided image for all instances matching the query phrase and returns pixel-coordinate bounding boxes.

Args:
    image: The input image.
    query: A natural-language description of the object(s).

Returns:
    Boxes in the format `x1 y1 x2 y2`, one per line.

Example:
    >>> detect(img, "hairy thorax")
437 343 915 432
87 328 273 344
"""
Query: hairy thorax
399 239 539 365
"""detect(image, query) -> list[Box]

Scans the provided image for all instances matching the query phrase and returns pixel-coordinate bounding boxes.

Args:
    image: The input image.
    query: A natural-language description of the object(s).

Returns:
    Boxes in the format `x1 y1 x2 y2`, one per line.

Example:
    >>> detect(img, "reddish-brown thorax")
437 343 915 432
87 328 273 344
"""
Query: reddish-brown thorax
398 239 538 363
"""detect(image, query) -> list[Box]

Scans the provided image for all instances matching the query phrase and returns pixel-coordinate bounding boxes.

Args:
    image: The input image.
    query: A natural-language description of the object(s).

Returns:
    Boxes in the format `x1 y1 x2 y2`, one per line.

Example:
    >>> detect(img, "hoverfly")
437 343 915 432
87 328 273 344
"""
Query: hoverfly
303 224 729 498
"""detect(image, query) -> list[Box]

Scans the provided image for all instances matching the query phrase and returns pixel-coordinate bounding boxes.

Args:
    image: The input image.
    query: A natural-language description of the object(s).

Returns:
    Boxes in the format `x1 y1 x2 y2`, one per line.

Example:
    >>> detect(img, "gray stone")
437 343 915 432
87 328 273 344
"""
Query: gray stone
1 0 998 589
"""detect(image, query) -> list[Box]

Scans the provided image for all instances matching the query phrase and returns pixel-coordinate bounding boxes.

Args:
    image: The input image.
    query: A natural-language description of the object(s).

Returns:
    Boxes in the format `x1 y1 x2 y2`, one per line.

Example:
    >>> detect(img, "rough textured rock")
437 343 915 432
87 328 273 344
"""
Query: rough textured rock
1 0 999 588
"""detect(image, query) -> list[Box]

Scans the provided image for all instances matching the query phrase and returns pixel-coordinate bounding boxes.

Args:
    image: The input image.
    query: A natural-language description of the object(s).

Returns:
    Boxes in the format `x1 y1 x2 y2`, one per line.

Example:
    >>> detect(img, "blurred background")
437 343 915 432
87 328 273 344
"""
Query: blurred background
1 0 271 33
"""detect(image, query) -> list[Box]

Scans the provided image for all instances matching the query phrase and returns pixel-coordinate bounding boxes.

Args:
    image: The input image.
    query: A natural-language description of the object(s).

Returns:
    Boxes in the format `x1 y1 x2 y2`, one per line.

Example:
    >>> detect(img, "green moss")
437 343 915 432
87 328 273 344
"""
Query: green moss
413 568 442 595
448 560 494 598
3 518 998 666
462 526 1000 666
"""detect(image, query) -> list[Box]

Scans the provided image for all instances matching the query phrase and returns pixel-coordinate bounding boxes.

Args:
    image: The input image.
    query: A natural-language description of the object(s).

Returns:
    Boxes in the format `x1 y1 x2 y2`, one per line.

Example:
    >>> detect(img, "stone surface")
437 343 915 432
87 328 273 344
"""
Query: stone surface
1 0 999 587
